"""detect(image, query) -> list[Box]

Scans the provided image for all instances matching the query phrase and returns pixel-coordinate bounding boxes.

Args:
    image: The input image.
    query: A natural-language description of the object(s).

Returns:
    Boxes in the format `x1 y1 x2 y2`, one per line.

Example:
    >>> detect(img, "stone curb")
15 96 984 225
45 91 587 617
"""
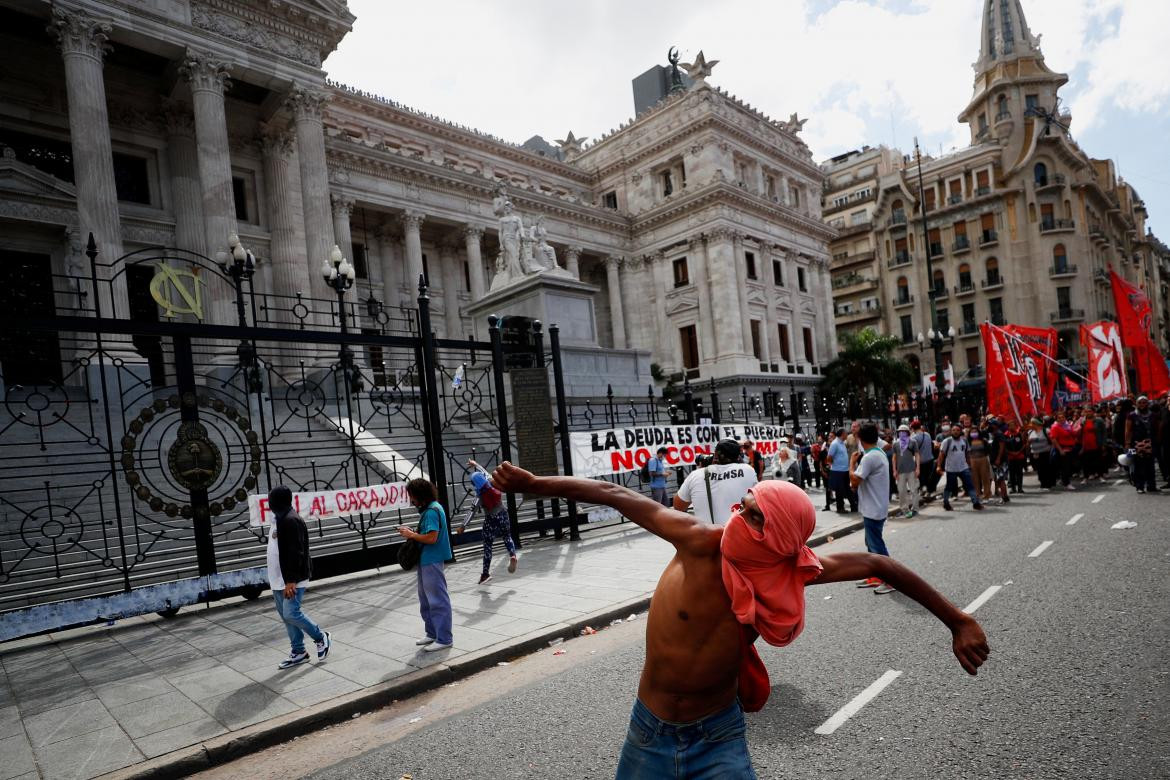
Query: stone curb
100 518 863 780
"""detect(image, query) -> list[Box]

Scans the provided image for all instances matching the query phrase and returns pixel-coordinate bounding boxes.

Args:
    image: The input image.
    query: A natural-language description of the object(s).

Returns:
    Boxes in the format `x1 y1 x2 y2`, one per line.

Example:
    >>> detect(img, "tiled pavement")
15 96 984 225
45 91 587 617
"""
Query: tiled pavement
0 502 860 780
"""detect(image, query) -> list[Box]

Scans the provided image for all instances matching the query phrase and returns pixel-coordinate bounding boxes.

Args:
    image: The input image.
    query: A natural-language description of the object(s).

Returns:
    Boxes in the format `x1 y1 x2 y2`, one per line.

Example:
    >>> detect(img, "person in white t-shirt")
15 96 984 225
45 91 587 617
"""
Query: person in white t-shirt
674 438 758 524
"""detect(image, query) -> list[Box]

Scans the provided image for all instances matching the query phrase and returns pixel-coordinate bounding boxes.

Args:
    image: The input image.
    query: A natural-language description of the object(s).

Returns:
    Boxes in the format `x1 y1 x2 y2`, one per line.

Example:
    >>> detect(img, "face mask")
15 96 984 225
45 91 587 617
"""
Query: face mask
899 432 910 445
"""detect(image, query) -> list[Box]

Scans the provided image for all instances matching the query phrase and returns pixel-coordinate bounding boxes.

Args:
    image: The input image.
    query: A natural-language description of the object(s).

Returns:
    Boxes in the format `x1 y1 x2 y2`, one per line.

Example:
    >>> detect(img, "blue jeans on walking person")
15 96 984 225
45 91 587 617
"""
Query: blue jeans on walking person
943 469 982 507
863 516 889 557
272 587 324 655
416 561 453 645
615 697 756 780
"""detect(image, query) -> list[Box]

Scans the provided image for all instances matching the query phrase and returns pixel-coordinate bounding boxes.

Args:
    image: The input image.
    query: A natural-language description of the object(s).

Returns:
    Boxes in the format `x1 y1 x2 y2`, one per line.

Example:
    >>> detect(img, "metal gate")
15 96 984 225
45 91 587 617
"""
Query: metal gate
0 235 577 639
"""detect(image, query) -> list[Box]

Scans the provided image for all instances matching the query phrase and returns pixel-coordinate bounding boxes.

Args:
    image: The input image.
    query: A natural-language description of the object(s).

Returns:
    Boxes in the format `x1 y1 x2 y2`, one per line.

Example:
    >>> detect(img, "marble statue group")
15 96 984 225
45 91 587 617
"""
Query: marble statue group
489 185 571 291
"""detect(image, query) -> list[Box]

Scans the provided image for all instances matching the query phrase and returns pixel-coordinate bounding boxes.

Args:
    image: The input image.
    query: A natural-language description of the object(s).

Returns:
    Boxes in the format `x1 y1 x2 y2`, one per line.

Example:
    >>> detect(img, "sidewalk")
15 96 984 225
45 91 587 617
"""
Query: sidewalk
0 502 863 780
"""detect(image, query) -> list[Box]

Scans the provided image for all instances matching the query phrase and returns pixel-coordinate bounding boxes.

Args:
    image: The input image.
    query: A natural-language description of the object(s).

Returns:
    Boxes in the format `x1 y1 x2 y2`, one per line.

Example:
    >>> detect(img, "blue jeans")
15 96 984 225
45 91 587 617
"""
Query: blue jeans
272 587 324 655
615 698 756 779
943 469 982 507
863 516 889 557
416 562 453 645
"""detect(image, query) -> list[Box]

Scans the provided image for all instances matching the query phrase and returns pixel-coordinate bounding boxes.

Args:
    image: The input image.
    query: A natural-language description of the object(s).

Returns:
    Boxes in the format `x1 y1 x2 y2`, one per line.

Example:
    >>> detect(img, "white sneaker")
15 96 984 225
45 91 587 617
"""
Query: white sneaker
423 641 452 652
415 636 435 646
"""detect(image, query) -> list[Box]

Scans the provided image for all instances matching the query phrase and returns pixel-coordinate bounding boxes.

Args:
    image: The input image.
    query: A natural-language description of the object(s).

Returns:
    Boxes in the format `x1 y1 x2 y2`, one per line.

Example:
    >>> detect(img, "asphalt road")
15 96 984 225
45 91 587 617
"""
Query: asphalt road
198 476 1170 780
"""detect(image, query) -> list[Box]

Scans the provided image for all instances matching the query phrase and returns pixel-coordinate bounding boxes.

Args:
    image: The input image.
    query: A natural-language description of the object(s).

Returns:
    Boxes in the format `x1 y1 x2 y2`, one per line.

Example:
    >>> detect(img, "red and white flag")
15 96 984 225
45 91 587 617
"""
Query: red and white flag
981 322 1059 426
1079 321 1127 402
1110 270 1169 397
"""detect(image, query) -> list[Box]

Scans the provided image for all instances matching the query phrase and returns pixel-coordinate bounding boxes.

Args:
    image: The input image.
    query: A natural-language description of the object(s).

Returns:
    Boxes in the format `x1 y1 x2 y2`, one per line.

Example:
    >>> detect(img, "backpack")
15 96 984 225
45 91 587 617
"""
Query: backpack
639 460 651 482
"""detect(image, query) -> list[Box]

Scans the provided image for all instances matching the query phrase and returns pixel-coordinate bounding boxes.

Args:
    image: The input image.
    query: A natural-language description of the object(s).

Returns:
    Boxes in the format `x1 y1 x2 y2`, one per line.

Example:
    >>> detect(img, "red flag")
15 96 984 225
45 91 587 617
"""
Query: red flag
981 322 1060 426
1132 341 1170 399
1063 376 1081 394
1079 321 1128 402
1110 270 1153 348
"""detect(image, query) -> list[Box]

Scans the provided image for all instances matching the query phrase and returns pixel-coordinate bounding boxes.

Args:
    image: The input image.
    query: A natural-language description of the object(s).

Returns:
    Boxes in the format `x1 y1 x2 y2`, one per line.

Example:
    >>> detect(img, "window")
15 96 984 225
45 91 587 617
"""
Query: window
986 257 1000 285
996 94 1008 116
661 170 673 197
1057 286 1071 311
978 113 988 132
900 315 914 343
962 302 976 328
1040 203 1055 229
421 252 430 286
891 199 906 221
603 191 618 209
1034 162 1048 186
1053 244 1068 272
797 267 807 292
231 175 248 221
765 174 777 199
966 346 980 369
894 237 909 264
976 170 990 194
778 323 791 362
932 269 945 295
1026 94 1040 112
981 213 997 242
672 257 689 287
750 320 762 359
958 263 972 289
989 296 1004 324
850 209 867 225
948 179 963 201
928 228 942 257
463 261 471 292
745 251 757 280
350 242 368 279
923 188 936 212
937 307 950 332
854 188 872 200
832 195 849 208
896 276 910 303
772 259 784 286
114 152 151 205
802 327 815 363
789 185 801 208
680 325 699 370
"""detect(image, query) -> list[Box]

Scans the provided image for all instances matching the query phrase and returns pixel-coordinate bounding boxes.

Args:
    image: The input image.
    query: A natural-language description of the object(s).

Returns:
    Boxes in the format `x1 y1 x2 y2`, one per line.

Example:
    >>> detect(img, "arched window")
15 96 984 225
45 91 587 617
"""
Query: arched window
891 198 905 222
896 276 910 304
996 94 1008 118
986 257 1000 285
1053 243 1068 272
958 263 972 289
1034 162 1048 186
932 269 945 296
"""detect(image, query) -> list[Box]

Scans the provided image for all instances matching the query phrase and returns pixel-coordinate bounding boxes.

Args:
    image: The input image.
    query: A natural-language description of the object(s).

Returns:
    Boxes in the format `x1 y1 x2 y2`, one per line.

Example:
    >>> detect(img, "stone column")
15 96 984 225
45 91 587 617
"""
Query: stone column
260 127 311 308
439 241 462 338
564 245 582 279
400 211 425 292
650 253 677 370
180 49 237 326
816 259 838 361
706 231 745 358
464 225 486 300
49 7 128 319
161 100 206 256
375 222 402 310
331 195 354 259
286 85 336 301
690 237 717 367
605 256 627 349
731 234 752 352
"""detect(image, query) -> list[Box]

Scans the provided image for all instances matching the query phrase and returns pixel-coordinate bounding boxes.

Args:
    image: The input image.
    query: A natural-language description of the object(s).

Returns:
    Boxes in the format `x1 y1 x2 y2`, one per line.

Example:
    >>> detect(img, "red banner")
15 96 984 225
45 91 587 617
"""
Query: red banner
982 322 1059 426
1110 270 1153 348
1132 342 1170 399
1079 321 1128 402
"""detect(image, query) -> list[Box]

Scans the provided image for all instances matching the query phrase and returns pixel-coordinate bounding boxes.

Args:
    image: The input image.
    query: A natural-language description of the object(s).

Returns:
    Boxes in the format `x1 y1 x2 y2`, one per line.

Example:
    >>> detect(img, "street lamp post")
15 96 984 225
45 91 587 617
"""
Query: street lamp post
216 234 261 391
913 138 955 423
321 244 363 393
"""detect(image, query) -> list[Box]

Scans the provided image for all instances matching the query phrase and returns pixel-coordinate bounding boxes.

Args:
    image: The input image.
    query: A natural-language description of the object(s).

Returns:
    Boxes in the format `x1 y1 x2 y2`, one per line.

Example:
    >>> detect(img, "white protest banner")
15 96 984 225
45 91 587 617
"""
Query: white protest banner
248 482 413 528
569 422 788 478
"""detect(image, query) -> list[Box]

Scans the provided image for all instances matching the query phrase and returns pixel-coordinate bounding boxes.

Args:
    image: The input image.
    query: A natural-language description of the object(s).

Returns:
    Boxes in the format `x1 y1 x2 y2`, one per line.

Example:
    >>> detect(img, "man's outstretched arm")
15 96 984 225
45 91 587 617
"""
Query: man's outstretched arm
809 552 990 676
491 462 716 554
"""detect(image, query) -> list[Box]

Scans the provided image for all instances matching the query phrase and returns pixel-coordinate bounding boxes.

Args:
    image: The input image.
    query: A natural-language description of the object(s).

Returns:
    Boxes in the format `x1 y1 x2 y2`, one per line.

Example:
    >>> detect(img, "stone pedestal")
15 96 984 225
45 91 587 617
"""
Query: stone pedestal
465 273 601 345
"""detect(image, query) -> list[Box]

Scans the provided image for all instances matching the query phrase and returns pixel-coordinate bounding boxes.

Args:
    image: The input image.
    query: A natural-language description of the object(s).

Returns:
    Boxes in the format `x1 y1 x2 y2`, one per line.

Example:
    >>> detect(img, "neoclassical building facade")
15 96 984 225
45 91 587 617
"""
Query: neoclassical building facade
0 0 835 404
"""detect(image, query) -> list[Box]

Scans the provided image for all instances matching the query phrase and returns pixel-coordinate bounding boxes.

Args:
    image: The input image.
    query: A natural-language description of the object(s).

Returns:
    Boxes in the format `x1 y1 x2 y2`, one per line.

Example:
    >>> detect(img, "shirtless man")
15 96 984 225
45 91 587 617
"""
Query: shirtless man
491 461 989 779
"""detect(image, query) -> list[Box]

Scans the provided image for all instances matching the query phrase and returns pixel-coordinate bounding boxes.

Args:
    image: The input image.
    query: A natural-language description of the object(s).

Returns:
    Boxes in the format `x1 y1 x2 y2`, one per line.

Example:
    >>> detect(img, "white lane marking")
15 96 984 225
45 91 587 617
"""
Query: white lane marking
962 585 1002 614
1092 494 1105 504
815 669 903 735
1114 479 1125 486
1066 513 1084 526
1028 540 1054 558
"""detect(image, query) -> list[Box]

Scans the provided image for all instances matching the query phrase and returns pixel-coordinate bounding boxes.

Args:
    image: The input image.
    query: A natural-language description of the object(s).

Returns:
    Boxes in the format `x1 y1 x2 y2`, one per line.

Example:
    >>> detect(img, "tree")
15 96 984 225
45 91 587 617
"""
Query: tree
819 328 917 406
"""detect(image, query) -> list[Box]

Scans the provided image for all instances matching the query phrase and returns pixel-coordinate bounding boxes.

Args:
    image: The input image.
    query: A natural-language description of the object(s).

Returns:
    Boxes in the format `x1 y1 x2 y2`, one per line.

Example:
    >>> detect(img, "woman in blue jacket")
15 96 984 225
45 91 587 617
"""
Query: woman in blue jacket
398 479 453 652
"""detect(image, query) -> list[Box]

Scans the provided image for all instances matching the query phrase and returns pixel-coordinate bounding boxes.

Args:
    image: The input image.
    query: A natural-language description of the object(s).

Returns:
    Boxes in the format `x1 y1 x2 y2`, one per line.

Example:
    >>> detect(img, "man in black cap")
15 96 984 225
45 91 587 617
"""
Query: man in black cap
674 439 759 524
266 485 331 669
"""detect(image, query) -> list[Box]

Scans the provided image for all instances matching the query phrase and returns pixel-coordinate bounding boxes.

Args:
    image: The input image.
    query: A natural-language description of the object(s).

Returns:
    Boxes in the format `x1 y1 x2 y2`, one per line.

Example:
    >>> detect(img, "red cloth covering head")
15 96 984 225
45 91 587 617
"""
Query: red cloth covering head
721 480 823 646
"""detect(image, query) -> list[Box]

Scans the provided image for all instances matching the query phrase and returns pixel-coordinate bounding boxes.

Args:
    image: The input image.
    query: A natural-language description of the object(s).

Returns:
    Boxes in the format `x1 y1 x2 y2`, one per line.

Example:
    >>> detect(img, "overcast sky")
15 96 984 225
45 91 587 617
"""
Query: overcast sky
324 0 1170 236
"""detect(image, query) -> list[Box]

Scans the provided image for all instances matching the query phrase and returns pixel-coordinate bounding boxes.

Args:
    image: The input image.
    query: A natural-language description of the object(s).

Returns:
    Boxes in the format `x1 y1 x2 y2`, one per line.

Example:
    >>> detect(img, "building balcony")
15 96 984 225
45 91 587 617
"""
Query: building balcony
983 275 1004 290
980 230 998 247
1089 224 1109 244
929 242 944 259
1050 308 1085 323
837 306 883 324
975 186 992 197
1049 263 1078 278
959 321 980 337
832 275 880 294
994 110 1012 123
930 287 949 301
888 212 908 229
831 250 877 270
892 294 915 309
1040 218 1075 234
952 236 971 254
1035 174 1066 193
887 251 912 269
947 194 963 206
1093 267 1109 285
954 281 976 297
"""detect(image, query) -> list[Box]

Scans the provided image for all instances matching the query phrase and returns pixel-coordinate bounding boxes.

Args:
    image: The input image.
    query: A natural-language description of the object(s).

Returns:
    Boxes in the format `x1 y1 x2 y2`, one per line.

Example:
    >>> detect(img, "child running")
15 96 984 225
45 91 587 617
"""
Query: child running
490 461 989 779
457 459 518 584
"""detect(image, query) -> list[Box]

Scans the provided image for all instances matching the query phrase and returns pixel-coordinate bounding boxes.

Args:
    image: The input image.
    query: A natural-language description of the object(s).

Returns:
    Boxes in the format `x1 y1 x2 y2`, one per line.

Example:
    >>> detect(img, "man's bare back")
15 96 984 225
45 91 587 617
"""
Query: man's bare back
490 463 989 726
